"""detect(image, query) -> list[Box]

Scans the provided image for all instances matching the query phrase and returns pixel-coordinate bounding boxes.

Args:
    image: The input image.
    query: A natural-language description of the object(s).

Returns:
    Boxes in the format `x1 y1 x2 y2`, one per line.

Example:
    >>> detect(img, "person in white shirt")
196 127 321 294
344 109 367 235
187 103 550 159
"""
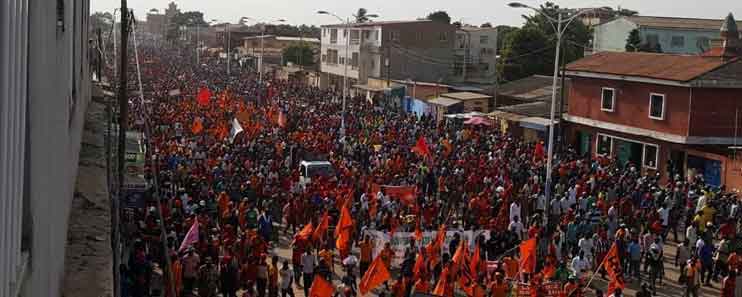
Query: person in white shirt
686 224 698 252
510 201 522 224
279 260 295 297
578 235 594 264
571 252 589 278
509 216 524 241
658 205 670 227
301 249 316 297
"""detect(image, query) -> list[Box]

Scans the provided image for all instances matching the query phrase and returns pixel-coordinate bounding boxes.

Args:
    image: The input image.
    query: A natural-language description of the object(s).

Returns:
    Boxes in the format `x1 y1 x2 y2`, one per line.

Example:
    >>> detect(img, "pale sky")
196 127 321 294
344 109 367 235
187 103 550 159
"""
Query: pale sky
92 0 742 27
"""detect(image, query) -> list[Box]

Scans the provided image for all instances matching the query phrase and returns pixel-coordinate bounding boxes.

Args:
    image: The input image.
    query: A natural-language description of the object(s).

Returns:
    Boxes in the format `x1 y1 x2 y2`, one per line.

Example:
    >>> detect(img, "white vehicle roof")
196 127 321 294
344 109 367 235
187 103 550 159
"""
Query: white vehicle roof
300 160 332 167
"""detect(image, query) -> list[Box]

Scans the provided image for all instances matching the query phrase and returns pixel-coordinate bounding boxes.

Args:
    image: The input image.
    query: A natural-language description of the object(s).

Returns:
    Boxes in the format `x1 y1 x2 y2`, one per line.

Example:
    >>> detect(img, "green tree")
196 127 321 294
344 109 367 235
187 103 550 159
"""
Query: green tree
282 44 315 67
166 11 208 41
498 27 551 81
426 11 451 24
452 21 463 28
625 29 642 52
495 25 518 53
354 8 369 23
522 2 591 65
481 22 493 28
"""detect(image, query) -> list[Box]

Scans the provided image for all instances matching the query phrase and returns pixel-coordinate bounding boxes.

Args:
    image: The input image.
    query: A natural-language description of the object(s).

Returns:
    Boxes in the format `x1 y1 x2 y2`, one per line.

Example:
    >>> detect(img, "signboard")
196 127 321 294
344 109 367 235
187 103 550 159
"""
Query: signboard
364 230 489 266
515 282 565 297
122 183 148 209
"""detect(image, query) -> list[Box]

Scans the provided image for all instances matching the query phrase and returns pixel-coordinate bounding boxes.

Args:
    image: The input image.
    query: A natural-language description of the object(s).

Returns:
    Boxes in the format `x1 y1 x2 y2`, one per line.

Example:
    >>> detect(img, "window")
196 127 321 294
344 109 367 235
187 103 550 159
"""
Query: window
597 134 612 156
363 30 371 40
350 30 360 44
643 144 659 169
321 54 326 62
330 29 338 44
391 31 400 42
339 57 344 65
645 34 659 47
649 93 665 120
480 35 489 44
343 29 347 37
697 37 711 50
601 88 615 112
351 52 359 69
671 36 685 48
439 32 448 41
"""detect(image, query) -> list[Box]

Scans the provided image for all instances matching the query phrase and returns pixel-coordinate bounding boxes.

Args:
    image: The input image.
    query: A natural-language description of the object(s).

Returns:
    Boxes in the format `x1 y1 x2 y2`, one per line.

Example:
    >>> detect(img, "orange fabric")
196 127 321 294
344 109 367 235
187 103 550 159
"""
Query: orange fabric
432 266 452 297
470 243 481 279
171 260 183 297
359 240 373 263
519 238 537 274
604 243 625 295
413 252 426 280
278 111 287 128
196 87 210 106
452 240 469 273
414 219 423 242
312 211 329 242
191 118 204 134
335 201 353 236
425 224 446 267
296 223 314 241
411 136 430 157
503 257 518 279
489 281 508 297
413 279 430 294
360 255 392 295
309 275 334 297
336 229 351 259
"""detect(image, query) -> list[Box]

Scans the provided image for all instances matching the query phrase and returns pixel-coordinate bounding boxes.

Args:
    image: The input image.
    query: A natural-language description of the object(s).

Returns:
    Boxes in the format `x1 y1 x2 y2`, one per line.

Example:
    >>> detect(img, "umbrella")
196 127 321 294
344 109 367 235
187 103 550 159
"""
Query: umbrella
464 116 493 126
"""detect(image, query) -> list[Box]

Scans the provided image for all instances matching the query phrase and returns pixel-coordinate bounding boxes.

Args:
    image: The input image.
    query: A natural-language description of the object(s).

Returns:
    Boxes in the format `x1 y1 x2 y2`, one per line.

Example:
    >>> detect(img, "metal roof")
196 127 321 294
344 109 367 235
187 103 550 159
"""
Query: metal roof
566 51 734 82
428 97 462 107
622 15 742 31
321 20 433 28
441 92 492 101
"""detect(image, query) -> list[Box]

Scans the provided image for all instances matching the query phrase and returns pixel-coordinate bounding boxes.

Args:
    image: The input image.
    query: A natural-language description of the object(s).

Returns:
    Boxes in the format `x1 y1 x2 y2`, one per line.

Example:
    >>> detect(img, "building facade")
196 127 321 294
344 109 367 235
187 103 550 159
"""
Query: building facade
453 26 498 83
566 15 742 188
1 0 92 296
241 35 320 66
592 15 742 54
319 20 455 93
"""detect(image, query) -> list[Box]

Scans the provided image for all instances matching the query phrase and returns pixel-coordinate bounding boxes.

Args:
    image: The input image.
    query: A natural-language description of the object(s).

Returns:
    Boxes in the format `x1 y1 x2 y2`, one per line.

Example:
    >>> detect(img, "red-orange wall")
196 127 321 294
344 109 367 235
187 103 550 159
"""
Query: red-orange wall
689 88 742 138
568 77 691 136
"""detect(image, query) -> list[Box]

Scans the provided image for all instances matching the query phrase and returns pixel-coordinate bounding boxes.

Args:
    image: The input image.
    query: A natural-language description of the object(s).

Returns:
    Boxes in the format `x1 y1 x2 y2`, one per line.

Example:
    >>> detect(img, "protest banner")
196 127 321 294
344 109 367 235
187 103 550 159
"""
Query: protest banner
364 230 489 267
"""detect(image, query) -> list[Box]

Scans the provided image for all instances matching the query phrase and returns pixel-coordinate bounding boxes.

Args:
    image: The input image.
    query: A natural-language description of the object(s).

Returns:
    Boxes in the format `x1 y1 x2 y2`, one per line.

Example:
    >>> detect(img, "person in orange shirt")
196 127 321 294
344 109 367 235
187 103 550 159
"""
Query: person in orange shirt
489 272 508 297
359 235 374 277
318 246 334 275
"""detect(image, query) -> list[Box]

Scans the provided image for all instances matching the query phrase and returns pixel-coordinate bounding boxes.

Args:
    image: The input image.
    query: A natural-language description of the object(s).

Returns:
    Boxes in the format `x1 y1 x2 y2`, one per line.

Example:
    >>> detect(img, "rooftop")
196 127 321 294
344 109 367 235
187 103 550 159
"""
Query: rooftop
457 26 497 32
498 75 570 102
321 20 433 28
242 35 320 43
565 51 735 82
617 15 742 31
428 97 462 107
441 91 492 101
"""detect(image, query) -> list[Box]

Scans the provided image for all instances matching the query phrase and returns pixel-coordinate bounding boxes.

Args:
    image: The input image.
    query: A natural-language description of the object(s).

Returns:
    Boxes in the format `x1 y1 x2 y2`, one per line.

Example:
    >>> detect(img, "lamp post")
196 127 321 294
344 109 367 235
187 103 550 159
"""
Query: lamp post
508 2 600 228
317 10 379 138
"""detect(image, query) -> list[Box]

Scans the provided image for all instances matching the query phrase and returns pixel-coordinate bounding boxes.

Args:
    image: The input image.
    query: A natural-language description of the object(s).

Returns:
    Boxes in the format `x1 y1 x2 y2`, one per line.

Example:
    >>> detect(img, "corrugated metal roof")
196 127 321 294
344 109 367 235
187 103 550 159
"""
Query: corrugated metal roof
428 97 462 107
624 15 742 31
566 51 734 82
498 75 570 102
441 92 492 101
322 20 432 28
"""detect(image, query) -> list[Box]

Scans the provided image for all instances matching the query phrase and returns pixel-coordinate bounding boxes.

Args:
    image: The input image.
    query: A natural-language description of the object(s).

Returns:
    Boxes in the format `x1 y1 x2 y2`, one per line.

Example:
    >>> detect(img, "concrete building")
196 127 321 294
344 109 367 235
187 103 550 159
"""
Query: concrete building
453 26 498 83
592 15 742 54
319 20 455 93
565 14 742 189
241 35 320 66
1 0 92 296
145 2 180 37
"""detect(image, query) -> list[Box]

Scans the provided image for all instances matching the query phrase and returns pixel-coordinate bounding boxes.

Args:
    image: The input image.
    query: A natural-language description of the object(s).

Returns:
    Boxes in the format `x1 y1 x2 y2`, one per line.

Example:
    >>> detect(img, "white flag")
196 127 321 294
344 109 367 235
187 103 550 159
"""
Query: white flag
229 118 243 143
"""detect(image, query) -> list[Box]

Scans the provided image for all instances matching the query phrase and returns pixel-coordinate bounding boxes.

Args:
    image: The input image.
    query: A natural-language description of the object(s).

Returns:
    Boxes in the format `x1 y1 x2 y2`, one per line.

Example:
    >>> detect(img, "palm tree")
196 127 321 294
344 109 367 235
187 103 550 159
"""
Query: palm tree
354 8 369 23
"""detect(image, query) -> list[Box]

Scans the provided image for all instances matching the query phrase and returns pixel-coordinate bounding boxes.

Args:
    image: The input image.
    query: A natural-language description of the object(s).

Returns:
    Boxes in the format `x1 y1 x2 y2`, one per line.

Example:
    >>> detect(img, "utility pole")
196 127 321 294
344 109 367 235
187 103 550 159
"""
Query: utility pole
115 3 129 297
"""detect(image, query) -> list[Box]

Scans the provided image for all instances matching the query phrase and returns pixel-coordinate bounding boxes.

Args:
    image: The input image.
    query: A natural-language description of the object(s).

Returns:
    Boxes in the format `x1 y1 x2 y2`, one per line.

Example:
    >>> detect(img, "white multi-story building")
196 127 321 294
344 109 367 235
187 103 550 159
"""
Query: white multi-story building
454 26 498 83
1 0 92 296
319 20 456 94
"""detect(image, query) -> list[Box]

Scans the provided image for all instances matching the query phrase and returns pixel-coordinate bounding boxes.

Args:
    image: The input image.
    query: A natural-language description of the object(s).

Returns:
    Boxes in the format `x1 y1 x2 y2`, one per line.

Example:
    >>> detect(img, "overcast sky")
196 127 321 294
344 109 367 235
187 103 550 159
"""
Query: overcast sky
92 0 742 27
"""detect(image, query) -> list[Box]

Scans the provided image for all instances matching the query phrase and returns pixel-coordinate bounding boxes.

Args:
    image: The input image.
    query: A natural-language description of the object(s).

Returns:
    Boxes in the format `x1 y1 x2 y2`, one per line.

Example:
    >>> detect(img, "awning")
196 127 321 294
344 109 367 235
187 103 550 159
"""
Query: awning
444 112 486 119
352 84 388 92
487 110 527 122
519 117 559 131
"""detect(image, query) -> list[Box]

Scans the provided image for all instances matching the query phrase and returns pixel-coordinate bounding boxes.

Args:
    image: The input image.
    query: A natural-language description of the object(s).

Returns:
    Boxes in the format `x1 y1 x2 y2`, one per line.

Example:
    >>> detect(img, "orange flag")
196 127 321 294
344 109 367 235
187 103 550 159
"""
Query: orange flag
335 201 353 237
604 242 625 295
452 240 469 271
191 117 204 134
425 224 446 267
309 275 334 297
519 238 537 274
441 138 453 157
312 211 330 242
413 252 426 280
196 87 210 107
296 223 314 242
360 255 391 295
278 111 287 128
432 267 450 296
414 219 423 242
470 243 481 279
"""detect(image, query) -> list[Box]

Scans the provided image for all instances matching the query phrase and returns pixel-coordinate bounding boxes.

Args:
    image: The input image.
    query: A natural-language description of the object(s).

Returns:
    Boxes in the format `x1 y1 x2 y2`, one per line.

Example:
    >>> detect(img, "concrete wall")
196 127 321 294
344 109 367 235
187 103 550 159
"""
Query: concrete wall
20 0 91 296
592 18 638 52
689 87 742 137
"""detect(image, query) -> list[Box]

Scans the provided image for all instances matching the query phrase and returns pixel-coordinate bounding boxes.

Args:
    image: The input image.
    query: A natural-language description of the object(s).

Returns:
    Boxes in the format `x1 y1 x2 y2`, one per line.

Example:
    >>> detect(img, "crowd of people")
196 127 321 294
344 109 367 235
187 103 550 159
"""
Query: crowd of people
116 43 742 297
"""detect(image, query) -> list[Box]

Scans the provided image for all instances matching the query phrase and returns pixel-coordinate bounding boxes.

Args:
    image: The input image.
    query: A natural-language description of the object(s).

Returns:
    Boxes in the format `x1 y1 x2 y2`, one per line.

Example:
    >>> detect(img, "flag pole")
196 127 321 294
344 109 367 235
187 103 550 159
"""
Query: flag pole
581 250 610 292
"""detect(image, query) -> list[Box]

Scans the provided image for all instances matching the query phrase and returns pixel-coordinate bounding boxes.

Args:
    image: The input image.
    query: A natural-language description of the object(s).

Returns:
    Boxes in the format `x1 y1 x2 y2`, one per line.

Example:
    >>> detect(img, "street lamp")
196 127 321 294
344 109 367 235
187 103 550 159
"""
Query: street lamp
243 17 286 84
317 10 379 138
508 2 601 228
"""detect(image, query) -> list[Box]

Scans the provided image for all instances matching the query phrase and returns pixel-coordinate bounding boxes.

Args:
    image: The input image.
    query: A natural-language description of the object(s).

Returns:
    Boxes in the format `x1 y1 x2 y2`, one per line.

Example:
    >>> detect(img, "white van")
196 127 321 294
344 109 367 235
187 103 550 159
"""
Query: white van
299 160 334 189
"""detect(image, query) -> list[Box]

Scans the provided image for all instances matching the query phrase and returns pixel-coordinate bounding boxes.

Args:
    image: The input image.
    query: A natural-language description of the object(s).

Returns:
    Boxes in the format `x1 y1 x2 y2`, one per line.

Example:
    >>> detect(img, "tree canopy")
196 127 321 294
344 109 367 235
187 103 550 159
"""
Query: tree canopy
166 11 208 41
481 22 493 28
625 28 663 53
282 44 316 67
426 11 451 24
355 8 370 23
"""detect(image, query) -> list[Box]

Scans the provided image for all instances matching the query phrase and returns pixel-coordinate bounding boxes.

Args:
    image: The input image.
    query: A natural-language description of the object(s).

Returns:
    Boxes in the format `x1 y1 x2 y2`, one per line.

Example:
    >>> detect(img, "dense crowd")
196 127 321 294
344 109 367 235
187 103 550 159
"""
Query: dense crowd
117 44 742 297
